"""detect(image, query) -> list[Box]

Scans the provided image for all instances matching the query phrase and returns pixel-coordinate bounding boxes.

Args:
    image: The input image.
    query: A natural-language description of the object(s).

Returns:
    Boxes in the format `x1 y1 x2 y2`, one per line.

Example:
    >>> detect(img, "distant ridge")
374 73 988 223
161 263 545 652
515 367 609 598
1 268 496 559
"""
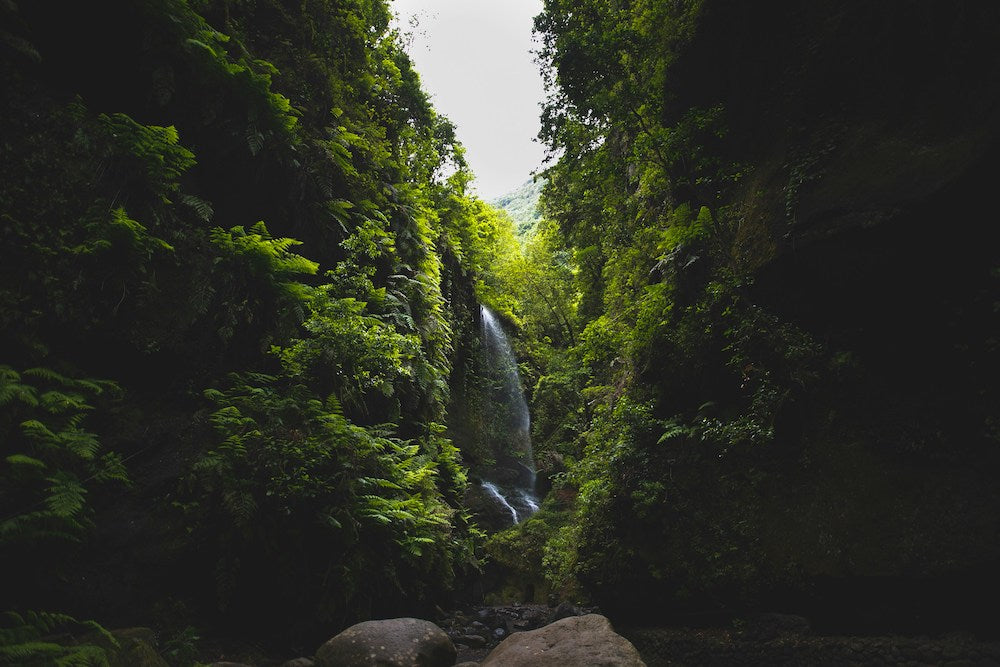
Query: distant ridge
490 177 545 238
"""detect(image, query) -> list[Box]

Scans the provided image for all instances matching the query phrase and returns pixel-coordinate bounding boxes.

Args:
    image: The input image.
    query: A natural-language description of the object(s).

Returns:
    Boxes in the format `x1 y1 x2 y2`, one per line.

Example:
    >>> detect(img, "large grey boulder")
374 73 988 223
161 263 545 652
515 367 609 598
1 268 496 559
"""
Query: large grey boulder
481 614 645 666
315 618 456 667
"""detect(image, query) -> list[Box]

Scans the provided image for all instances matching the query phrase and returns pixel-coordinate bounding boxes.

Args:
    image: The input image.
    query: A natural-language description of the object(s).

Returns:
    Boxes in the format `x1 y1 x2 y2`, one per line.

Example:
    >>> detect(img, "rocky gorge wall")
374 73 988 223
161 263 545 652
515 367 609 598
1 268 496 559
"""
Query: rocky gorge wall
678 0 1000 633
532 0 1000 633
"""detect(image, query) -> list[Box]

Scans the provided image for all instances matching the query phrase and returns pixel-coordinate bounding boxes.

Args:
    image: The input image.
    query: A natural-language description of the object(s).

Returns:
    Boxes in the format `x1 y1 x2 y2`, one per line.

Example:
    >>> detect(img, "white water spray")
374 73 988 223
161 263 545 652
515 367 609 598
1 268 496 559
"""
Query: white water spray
515 488 540 515
482 481 519 524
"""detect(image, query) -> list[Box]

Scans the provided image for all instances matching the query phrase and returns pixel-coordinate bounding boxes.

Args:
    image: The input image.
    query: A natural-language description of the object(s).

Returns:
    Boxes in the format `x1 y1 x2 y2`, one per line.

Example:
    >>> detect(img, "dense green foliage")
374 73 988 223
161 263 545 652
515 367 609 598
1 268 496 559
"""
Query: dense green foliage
493 0 1000 631
489 178 545 239
3 0 999 655
0 0 521 649
0 611 120 666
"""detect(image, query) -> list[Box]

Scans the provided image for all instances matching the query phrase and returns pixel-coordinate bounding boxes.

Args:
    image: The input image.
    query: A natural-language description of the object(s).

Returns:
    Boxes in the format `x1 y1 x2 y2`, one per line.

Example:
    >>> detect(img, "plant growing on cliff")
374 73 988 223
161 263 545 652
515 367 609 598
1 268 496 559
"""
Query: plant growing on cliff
0 366 125 546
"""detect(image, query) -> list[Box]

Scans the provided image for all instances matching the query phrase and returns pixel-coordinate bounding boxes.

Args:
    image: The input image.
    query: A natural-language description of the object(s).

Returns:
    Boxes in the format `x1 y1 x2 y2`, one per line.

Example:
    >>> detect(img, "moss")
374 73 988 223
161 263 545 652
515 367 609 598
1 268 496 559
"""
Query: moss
484 503 579 604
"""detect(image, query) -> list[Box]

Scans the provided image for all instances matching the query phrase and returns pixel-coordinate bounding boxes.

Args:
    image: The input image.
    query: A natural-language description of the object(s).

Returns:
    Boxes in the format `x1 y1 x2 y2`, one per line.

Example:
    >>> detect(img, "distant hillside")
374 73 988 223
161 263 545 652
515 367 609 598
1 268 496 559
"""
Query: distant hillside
491 177 545 237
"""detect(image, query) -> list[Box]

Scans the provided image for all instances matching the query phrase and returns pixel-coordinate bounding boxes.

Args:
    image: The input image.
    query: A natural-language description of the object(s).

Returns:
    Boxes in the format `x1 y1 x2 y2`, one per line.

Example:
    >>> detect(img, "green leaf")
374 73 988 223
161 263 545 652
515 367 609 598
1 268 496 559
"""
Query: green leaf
6 454 46 468
45 473 87 518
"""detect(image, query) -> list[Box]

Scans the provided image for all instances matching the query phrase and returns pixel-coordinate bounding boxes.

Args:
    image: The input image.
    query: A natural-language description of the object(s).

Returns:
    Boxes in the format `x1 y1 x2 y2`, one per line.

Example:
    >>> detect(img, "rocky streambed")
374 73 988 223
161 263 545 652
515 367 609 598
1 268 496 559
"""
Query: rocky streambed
134 605 1000 665
302 608 643 666
435 602 598 662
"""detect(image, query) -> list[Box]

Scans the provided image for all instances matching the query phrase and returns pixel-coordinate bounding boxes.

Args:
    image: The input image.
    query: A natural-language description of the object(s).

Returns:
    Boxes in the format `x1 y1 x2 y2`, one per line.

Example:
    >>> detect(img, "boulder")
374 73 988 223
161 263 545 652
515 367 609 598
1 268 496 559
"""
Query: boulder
481 614 645 666
315 618 456 667
547 601 581 624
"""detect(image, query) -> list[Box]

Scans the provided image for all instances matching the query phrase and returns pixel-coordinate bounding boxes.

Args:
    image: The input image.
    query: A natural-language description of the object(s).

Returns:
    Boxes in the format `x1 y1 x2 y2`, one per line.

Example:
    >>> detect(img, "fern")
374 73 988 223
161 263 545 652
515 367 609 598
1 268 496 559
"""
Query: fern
61 430 100 460
180 193 215 222
22 367 71 385
1 366 127 547
5 454 46 468
93 453 128 484
54 644 110 666
0 610 117 666
360 477 402 490
0 641 66 662
657 421 690 444
191 360 469 619
246 121 264 155
222 489 257 526
38 390 90 413
0 511 75 542
0 381 38 408
44 473 87 518
20 420 57 441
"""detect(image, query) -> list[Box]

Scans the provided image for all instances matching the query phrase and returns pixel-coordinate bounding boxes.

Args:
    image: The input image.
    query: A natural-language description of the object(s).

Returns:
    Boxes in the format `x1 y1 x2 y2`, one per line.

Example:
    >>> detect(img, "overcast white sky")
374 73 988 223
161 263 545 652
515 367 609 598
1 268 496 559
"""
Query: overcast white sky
391 0 546 200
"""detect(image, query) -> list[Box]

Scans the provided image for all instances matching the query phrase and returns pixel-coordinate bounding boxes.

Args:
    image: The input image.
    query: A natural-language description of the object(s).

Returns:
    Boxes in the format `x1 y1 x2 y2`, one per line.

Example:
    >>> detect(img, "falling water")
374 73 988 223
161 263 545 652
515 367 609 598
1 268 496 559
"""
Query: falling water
482 481 519 524
515 488 540 515
480 306 532 451
478 305 539 523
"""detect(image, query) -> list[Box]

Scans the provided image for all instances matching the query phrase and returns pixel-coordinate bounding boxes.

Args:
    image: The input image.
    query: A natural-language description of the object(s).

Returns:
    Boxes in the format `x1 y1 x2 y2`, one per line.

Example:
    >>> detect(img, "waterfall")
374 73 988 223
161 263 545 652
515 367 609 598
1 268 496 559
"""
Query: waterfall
478 304 539 524
515 488 540 515
482 481 519 524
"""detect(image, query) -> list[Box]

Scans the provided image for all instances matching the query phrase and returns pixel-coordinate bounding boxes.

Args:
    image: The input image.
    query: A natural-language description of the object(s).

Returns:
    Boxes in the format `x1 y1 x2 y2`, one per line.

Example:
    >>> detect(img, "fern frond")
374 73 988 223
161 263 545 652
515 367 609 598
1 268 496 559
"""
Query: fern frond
180 193 215 222
185 37 219 57
0 611 117 666
5 454 46 469
94 453 129 484
39 390 91 413
0 641 66 661
0 518 84 543
324 394 343 416
54 643 111 666
360 477 402 490
223 490 257 525
65 413 86 429
61 430 100 460
45 473 87 518
246 122 264 155
203 388 225 402
23 367 71 385
0 383 38 407
24 610 78 634
73 379 105 395
21 419 57 441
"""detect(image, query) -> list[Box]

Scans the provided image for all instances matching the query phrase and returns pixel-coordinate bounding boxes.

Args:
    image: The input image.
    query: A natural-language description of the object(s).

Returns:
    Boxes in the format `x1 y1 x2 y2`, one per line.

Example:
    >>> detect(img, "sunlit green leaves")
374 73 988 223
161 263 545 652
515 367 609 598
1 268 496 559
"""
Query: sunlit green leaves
97 113 196 202
275 287 421 407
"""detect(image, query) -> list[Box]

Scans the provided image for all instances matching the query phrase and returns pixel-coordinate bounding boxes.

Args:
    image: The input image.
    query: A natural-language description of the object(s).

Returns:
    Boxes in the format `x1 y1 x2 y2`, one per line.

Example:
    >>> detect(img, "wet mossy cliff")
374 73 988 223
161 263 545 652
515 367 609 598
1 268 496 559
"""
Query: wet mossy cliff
534 0 1000 635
